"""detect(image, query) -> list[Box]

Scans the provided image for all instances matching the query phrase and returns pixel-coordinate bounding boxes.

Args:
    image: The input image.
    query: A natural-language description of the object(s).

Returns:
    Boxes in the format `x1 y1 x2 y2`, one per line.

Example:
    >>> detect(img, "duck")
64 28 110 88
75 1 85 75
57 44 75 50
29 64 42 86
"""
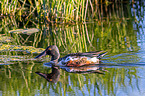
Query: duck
35 45 107 67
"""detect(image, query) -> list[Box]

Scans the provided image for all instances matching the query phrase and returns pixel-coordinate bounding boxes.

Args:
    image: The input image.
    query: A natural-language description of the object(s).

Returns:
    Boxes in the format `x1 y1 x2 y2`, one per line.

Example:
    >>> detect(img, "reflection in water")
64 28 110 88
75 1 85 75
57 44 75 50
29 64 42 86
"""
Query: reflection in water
60 66 107 74
35 67 60 83
36 63 107 83
44 62 107 74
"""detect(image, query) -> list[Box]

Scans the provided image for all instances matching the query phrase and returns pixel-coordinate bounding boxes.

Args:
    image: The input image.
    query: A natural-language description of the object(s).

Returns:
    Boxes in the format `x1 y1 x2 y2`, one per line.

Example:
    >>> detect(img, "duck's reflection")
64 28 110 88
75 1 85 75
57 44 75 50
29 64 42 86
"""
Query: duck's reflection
61 65 106 74
35 67 60 83
35 63 107 83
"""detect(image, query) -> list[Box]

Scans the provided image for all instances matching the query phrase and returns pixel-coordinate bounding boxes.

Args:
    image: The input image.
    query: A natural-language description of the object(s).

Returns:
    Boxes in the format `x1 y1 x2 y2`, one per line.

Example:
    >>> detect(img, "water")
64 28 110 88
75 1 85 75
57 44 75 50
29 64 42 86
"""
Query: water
1 1 145 96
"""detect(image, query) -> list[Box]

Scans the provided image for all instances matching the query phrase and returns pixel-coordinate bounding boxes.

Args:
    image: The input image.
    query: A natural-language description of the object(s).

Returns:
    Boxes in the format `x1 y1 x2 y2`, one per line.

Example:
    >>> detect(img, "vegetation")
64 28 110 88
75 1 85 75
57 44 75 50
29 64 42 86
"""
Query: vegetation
1 0 136 25
0 0 142 53
0 0 144 96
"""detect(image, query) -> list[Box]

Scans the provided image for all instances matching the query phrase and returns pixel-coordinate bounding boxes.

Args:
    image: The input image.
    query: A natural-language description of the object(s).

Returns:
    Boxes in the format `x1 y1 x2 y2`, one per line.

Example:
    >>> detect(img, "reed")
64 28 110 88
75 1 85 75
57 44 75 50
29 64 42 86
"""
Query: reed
1 0 135 24
34 18 139 54
0 18 139 54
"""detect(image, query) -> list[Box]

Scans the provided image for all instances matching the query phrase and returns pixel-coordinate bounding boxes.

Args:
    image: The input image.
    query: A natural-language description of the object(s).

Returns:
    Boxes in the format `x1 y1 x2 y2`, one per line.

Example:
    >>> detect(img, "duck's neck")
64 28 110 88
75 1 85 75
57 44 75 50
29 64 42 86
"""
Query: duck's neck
51 52 60 62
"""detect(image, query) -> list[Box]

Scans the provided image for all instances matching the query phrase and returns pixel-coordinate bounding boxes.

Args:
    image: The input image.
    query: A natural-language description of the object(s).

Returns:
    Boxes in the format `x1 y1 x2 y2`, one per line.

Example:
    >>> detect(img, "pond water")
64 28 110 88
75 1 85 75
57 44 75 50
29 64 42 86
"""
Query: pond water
1 1 145 96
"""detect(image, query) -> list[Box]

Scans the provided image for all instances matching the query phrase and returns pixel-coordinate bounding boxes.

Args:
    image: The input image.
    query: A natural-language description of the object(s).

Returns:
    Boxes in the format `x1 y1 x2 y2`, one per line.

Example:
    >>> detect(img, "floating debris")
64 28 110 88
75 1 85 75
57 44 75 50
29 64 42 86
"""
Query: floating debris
9 28 40 35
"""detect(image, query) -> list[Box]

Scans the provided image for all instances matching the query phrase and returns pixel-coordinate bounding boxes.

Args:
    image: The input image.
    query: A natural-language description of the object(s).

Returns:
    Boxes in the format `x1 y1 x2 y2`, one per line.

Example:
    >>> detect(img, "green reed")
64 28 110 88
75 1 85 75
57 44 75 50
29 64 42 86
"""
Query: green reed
1 0 140 54
1 18 139 55
34 18 139 54
1 0 134 24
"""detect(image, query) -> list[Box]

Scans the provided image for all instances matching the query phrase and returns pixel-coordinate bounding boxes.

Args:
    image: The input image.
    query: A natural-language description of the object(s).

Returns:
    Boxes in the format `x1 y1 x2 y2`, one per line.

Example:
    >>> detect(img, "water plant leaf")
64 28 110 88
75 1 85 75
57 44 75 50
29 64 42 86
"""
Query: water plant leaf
9 28 40 35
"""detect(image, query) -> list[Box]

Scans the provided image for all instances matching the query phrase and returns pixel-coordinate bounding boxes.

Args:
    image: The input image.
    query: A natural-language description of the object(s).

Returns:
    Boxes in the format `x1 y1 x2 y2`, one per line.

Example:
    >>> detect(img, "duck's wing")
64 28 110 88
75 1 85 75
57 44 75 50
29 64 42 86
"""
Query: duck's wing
67 51 107 57
58 51 107 61
77 51 106 57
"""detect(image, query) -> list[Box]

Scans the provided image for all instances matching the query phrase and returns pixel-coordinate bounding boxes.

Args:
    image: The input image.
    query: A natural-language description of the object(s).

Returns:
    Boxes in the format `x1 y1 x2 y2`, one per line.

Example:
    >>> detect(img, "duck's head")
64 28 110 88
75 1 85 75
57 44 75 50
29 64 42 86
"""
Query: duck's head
35 45 60 62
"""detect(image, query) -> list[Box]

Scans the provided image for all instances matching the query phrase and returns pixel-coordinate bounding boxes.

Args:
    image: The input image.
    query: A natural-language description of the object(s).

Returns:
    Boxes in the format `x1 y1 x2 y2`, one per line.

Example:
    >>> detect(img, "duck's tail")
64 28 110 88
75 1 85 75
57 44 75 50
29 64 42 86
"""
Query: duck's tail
97 52 107 59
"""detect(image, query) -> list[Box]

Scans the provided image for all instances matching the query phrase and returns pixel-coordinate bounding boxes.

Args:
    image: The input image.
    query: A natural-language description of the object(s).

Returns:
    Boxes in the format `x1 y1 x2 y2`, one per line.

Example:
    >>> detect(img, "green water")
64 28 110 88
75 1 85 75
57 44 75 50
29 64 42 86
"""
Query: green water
1 1 145 96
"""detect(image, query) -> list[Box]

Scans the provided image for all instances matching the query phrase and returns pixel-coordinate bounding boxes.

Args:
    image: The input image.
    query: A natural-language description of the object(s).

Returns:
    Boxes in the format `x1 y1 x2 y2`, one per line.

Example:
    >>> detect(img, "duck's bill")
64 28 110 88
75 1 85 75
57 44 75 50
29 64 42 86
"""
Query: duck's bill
35 51 46 58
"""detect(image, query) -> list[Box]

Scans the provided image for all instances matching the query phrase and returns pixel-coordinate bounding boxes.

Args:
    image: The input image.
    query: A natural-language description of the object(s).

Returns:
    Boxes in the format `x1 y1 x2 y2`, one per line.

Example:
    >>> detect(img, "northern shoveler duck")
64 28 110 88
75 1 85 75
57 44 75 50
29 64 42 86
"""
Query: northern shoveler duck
35 45 107 67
